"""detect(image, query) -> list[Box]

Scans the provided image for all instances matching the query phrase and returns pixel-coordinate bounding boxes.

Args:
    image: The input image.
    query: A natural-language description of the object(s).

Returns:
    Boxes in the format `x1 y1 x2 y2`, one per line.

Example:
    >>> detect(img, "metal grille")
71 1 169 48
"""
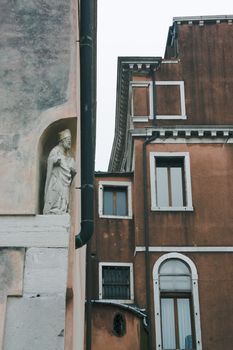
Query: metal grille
102 266 131 300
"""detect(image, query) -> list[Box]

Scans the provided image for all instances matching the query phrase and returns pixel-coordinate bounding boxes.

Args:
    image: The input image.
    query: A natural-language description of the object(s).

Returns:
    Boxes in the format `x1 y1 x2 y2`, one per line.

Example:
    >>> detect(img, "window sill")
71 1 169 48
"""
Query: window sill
132 115 188 121
99 214 132 219
151 206 194 212
99 299 134 304
152 115 187 120
132 116 149 122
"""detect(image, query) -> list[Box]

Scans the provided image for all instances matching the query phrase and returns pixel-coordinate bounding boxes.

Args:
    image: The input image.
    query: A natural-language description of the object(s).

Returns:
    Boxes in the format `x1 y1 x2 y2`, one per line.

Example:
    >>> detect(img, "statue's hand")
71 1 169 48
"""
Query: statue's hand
54 158 61 166
70 167 77 177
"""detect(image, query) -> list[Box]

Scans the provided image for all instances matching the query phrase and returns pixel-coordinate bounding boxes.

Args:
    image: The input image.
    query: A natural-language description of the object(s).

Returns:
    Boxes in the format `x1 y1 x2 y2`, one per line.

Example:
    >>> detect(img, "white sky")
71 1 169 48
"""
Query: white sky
95 0 232 171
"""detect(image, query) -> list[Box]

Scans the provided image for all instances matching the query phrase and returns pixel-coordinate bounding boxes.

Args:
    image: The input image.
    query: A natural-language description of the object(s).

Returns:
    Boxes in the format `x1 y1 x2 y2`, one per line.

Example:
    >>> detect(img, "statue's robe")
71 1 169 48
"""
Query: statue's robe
43 145 75 214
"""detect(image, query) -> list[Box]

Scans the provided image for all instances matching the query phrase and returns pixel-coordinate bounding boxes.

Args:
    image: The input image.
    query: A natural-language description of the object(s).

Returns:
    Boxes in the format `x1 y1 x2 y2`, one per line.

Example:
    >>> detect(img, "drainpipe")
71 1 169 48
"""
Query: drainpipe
75 1 97 350
142 61 161 349
143 132 158 350
75 0 96 250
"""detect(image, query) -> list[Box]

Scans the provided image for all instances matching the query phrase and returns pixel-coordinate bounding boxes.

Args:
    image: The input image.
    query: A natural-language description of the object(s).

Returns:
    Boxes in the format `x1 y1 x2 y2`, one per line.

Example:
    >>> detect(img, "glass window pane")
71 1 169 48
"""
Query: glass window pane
160 260 191 291
103 190 113 215
116 190 127 216
160 275 191 291
170 167 184 207
161 298 176 349
156 167 169 207
177 299 193 349
160 259 190 275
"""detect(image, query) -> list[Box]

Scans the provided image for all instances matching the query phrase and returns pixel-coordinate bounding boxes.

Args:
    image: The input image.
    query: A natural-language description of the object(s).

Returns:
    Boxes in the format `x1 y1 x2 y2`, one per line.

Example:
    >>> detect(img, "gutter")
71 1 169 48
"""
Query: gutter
143 132 158 350
75 1 97 350
142 61 160 350
75 0 96 249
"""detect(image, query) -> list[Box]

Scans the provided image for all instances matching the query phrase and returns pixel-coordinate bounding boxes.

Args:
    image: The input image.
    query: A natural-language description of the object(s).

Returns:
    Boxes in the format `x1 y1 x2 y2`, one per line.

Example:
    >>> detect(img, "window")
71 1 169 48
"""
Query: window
153 253 202 350
99 181 132 219
113 313 126 337
150 152 193 211
103 186 127 216
130 81 187 121
155 157 186 207
99 263 134 303
160 260 194 350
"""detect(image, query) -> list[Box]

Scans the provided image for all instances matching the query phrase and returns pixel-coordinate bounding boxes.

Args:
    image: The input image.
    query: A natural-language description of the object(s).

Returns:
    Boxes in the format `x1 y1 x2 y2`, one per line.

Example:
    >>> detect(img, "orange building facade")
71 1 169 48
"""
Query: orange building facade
90 15 233 350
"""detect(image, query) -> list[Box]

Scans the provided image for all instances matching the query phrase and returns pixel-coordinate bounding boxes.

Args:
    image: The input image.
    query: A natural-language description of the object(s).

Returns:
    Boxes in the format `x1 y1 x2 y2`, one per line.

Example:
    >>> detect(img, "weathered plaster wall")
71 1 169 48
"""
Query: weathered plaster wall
0 0 78 214
0 1 84 349
0 0 70 123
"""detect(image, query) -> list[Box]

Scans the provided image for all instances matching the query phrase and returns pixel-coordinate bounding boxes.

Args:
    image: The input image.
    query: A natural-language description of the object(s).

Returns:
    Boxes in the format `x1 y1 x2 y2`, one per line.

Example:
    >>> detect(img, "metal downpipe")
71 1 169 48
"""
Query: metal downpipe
75 1 97 350
143 134 157 350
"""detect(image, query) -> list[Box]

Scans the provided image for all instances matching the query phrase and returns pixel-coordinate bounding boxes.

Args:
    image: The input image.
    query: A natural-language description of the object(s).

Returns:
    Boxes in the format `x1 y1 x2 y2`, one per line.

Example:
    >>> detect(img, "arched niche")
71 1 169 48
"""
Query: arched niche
37 117 77 214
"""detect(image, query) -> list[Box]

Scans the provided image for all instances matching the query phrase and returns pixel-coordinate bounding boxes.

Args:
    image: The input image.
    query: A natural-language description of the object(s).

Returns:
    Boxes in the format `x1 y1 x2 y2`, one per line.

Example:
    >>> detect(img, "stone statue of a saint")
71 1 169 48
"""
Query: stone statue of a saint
43 129 76 215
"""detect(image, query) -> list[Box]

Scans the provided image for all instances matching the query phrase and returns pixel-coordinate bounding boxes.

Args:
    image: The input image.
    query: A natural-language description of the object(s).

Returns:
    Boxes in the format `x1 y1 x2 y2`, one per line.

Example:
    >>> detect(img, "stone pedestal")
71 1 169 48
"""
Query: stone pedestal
0 215 70 350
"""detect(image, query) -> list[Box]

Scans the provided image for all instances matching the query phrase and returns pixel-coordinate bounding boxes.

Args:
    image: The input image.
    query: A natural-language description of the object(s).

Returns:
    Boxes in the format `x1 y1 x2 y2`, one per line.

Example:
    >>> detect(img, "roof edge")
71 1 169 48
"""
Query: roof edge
173 14 233 23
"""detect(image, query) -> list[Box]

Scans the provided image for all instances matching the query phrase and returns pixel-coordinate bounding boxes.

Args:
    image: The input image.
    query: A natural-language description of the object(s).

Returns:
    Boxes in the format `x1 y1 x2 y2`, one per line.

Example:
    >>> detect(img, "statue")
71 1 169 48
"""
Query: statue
43 129 76 215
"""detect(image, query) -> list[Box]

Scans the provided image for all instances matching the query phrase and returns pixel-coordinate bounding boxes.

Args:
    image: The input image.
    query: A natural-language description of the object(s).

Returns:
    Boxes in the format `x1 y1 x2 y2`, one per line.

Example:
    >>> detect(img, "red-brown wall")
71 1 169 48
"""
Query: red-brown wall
133 139 233 247
131 22 233 128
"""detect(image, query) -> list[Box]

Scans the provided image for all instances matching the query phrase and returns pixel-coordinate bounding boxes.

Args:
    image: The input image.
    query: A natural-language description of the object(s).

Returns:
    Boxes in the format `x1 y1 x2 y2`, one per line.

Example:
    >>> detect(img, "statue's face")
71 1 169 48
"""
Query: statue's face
62 136 71 150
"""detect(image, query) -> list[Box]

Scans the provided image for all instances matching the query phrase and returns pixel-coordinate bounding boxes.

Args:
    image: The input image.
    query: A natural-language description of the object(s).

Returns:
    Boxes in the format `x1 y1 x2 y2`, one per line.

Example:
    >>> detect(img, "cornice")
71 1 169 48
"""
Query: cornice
131 126 233 139
173 15 233 25
108 57 162 172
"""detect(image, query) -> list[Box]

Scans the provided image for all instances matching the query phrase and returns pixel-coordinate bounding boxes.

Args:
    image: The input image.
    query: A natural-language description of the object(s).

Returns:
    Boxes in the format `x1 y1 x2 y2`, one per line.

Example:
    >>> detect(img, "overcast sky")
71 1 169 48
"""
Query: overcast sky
95 0 232 171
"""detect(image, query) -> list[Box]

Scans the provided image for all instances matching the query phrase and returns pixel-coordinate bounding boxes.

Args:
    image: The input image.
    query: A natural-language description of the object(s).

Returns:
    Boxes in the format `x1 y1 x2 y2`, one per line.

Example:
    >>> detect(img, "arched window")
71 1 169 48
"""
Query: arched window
153 253 202 350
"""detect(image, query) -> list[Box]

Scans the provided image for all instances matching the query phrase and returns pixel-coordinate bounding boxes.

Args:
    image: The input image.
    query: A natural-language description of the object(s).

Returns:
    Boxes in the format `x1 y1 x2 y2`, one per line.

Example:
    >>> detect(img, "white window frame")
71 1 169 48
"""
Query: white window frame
130 80 187 121
130 81 153 122
154 81 187 120
99 262 134 303
98 181 133 219
153 253 202 350
150 152 193 211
